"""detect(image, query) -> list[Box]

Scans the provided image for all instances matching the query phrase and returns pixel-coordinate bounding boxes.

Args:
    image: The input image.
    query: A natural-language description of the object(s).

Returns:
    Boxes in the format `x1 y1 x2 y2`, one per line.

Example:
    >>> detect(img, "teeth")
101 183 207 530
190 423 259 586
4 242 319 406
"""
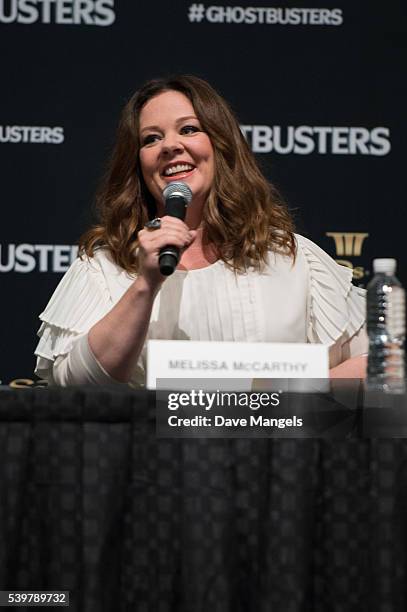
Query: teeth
164 164 193 176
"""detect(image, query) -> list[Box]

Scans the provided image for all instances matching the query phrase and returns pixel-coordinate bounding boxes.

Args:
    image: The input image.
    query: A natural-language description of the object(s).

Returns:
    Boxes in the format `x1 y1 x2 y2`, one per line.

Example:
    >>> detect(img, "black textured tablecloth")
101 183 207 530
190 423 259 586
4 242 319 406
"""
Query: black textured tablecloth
0 387 406 612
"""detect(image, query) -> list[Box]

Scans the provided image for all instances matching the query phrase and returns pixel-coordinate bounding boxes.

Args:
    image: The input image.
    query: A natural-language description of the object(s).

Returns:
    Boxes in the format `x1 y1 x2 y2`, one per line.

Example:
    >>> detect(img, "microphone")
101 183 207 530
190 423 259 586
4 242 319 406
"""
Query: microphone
159 181 193 276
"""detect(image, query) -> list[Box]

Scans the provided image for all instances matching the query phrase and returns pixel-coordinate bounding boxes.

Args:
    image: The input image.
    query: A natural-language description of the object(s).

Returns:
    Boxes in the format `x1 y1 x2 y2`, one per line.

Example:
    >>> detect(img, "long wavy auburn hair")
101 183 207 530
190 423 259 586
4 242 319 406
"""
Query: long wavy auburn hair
79 75 296 272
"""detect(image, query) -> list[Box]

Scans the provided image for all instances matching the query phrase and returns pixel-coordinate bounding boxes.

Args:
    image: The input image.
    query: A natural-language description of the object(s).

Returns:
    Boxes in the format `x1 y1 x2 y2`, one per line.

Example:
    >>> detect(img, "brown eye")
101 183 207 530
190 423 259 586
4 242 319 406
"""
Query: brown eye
180 125 200 135
142 134 160 146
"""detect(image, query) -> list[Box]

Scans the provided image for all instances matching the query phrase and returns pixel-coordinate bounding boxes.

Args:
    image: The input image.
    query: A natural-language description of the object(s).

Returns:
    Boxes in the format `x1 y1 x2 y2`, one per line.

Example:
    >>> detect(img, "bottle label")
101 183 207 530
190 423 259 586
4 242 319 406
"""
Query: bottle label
386 286 405 338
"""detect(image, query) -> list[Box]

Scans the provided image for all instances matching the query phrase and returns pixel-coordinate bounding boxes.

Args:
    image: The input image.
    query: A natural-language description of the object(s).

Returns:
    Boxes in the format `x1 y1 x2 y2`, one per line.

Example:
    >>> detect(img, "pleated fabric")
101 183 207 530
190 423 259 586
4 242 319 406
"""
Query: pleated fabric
34 235 366 386
297 235 366 345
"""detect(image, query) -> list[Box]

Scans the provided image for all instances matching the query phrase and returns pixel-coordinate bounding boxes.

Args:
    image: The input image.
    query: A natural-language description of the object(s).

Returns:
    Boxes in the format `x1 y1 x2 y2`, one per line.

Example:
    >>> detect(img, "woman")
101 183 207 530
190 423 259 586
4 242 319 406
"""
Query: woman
34 75 367 386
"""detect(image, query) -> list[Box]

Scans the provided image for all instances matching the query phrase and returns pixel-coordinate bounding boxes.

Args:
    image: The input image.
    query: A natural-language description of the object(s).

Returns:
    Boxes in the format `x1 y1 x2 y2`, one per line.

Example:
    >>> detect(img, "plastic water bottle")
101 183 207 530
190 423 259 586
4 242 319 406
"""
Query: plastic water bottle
366 258 405 393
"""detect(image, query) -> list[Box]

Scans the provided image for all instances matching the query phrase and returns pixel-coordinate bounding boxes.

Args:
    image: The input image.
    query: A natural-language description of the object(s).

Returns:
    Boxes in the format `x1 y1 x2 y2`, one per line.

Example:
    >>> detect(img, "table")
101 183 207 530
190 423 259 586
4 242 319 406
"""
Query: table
0 387 406 611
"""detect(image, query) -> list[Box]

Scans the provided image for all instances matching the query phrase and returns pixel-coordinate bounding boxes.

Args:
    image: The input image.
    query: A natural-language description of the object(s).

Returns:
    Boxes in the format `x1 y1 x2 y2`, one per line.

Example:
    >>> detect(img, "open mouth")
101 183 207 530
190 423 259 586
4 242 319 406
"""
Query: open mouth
162 163 196 179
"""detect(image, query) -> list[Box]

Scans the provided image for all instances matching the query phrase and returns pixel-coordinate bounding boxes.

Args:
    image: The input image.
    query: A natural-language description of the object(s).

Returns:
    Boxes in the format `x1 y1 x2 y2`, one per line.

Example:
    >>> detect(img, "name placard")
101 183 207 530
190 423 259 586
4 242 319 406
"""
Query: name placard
147 340 329 390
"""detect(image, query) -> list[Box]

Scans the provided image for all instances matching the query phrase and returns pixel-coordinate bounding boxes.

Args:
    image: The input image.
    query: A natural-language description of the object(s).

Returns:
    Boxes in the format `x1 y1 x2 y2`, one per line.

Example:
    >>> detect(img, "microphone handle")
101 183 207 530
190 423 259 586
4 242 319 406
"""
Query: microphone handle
159 246 180 276
159 195 187 276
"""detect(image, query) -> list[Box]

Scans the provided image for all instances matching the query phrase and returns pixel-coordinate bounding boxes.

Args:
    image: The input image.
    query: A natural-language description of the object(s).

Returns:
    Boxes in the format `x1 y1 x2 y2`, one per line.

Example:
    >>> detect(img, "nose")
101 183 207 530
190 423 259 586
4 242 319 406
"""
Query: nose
161 132 184 155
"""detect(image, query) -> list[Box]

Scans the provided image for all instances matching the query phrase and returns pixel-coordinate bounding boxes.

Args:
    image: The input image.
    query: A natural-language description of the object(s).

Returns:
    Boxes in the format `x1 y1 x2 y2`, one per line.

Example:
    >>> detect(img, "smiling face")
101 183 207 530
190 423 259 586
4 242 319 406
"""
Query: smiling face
138 90 215 218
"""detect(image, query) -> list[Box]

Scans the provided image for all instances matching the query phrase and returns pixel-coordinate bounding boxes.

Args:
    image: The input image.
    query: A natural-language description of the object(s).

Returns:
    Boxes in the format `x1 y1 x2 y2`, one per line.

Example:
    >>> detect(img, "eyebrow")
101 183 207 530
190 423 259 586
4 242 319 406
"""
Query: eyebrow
140 115 198 134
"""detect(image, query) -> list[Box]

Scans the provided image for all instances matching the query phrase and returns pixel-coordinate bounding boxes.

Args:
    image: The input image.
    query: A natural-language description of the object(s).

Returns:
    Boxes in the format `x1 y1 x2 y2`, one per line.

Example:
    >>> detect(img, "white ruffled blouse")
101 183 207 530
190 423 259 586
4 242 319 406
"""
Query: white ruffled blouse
34 234 367 386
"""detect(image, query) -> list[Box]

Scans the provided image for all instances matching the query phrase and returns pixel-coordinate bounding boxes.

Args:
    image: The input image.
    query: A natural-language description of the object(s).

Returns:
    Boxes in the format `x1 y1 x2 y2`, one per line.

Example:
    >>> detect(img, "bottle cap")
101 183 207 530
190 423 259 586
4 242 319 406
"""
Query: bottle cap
373 258 397 274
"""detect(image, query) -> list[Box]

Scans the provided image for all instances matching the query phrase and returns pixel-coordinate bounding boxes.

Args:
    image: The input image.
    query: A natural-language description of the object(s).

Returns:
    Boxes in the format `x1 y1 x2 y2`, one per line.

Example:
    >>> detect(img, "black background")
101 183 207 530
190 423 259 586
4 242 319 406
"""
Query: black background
1 0 406 383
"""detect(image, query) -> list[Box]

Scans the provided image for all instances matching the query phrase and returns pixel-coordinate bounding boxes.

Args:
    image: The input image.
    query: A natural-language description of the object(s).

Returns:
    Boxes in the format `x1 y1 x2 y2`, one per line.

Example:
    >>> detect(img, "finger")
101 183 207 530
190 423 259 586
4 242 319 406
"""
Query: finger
145 223 193 241
148 232 194 250
160 216 191 231
138 230 192 252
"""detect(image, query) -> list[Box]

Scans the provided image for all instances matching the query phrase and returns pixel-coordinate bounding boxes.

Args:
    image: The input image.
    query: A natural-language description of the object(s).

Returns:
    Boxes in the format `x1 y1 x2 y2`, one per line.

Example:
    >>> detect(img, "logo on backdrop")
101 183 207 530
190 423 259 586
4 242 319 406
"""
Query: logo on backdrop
188 5 343 25
8 378 47 388
0 0 115 26
0 244 78 273
241 126 391 156
326 232 369 283
0 126 64 144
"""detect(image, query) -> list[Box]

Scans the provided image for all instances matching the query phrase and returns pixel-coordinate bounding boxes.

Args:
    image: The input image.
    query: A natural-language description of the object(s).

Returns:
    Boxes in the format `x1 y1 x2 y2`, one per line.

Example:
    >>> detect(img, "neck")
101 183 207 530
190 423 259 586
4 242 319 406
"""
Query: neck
178 226 218 270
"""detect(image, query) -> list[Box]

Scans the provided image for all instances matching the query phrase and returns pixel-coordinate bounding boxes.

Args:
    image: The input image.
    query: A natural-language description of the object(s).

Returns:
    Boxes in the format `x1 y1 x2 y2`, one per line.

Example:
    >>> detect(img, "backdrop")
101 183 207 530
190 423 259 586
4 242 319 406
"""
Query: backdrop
0 0 405 384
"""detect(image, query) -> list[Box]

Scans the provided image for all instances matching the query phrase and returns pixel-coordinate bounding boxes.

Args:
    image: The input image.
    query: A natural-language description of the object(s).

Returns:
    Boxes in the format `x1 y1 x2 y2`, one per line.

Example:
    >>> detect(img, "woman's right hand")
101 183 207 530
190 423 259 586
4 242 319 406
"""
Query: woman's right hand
137 216 197 289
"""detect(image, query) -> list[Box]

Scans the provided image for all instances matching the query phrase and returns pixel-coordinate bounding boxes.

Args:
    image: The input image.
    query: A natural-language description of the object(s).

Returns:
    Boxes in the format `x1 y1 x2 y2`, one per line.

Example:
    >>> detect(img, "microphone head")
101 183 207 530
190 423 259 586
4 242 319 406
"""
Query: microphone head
162 181 193 204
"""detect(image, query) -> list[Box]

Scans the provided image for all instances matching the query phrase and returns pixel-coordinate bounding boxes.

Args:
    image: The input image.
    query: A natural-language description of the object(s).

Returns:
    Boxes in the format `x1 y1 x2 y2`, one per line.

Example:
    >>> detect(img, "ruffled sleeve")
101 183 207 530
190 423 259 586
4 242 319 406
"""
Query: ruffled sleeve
296 234 367 364
34 254 113 382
